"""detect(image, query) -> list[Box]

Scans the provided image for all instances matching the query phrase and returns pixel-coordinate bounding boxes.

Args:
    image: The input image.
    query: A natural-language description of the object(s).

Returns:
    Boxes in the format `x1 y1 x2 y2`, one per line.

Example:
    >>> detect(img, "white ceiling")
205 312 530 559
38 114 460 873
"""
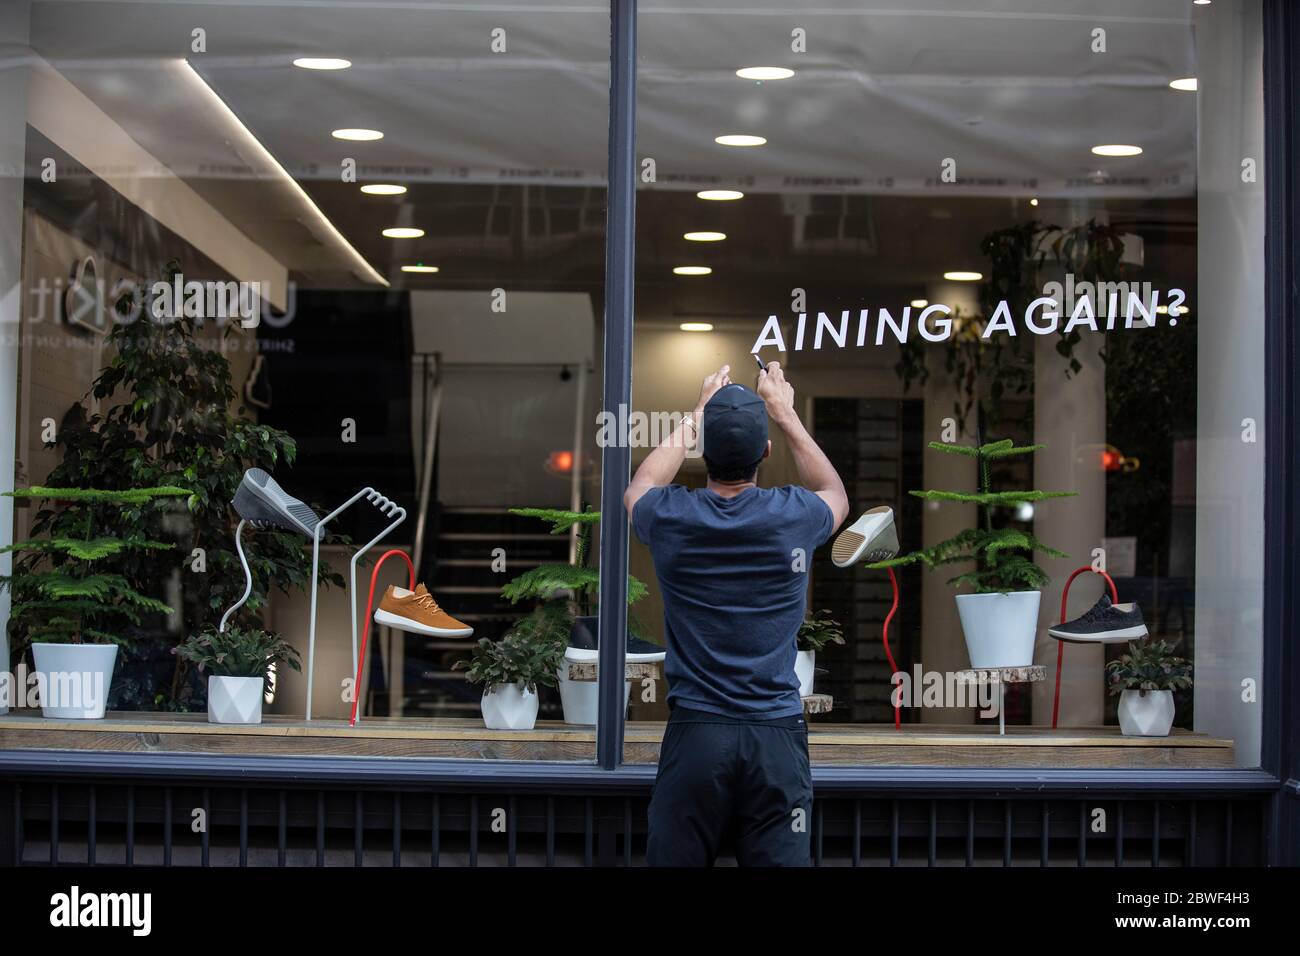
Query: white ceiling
27 0 1204 283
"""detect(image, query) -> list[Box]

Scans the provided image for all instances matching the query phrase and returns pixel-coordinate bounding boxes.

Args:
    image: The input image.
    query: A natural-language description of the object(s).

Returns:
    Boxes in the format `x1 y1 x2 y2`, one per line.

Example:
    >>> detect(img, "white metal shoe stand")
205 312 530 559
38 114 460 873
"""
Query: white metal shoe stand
304 488 407 721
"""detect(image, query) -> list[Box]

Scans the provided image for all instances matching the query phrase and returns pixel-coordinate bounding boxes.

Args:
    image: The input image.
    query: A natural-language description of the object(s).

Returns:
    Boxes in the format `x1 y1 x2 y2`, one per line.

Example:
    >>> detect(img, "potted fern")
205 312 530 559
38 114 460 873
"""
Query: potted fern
453 632 567 730
1106 640 1192 736
502 506 648 724
1 485 188 718
796 609 844 697
174 624 301 724
870 440 1075 668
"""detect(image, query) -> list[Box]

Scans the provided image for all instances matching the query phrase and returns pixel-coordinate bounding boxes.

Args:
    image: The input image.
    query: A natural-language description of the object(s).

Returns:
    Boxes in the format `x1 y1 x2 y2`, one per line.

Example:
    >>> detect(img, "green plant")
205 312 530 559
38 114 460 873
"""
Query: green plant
1 486 189 645
496 507 647 647
797 609 845 653
502 506 647 614
1106 640 1193 694
500 505 653 657
871 439 1076 592
453 632 567 693
173 624 301 684
33 260 341 707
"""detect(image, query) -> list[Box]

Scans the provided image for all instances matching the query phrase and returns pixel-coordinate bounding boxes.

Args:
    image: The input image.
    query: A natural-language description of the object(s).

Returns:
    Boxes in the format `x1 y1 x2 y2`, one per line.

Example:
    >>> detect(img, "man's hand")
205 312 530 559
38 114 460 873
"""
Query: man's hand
697 364 731 413
756 360 796 426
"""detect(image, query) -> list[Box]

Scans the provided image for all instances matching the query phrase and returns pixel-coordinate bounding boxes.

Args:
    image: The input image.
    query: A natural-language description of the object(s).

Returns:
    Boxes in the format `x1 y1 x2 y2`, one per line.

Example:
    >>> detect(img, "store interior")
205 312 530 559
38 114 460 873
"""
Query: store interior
0 1 1264 769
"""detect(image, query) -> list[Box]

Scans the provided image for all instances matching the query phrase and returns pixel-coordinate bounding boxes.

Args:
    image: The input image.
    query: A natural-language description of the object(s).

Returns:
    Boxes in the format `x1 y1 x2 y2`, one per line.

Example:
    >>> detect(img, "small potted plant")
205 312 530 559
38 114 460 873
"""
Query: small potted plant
871 439 1075 668
453 632 566 730
796 609 844 697
1105 639 1192 737
1 485 188 719
174 624 301 724
502 505 648 724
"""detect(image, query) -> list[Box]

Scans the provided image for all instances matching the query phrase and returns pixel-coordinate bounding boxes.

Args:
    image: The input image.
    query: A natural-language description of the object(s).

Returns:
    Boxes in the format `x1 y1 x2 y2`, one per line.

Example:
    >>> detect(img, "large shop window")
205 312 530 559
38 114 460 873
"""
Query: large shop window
626 0 1266 769
0 1 609 761
0 0 1269 773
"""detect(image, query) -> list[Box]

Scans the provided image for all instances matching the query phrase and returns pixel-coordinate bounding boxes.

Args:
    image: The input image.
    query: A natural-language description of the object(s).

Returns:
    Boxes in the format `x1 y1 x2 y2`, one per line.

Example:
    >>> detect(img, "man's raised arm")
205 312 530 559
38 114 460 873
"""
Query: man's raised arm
622 364 732 516
755 361 850 529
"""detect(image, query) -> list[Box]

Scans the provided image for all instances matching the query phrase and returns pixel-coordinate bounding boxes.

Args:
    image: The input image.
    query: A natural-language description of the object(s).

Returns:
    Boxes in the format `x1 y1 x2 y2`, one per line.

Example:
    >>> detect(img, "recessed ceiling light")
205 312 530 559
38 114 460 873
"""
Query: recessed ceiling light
177 59 385 289
684 231 726 242
735 67 794 81
1169 77 1198 91
1030 198 1040 206
697 189 744 201
383 227 424 238
943 271 983 282
333 128 383 141
680 322 714 332
1091 144 1143 157
673 266 713 276
1193 1 1211 5
401 264 439 273
715 134 767 147
293 57 351 71
910 299 929 309
360 184 407 195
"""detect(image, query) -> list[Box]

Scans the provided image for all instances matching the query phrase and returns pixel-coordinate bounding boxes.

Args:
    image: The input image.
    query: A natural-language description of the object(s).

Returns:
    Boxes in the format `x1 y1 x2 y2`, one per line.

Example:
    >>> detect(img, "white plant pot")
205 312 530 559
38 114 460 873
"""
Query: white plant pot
481 682 540 730
1117 689 1175 737
794 650 816 698
30 643 117 719
557 664 631 726
955 591 1041 669
208 675 265 725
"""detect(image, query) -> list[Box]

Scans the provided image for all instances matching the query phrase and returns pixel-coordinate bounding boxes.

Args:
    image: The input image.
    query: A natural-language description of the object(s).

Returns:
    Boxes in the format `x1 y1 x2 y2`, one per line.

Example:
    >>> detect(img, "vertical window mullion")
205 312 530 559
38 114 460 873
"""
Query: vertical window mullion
595 0 638 771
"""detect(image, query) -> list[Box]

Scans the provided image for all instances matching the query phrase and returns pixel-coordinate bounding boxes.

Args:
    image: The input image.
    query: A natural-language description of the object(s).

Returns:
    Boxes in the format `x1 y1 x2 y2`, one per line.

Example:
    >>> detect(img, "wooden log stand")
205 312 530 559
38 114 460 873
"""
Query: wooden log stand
566 661 662 682
802 693 834 716
955 665 1046 735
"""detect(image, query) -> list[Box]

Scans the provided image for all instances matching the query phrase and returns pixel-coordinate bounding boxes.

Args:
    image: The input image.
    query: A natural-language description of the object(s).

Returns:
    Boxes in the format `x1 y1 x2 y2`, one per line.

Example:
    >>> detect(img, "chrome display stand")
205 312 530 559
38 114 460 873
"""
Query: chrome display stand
305 488 406 721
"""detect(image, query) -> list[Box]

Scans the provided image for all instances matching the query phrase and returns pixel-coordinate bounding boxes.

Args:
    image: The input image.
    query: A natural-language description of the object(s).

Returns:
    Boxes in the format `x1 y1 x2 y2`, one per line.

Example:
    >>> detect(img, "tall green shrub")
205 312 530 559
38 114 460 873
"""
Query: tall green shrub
30 262 340 706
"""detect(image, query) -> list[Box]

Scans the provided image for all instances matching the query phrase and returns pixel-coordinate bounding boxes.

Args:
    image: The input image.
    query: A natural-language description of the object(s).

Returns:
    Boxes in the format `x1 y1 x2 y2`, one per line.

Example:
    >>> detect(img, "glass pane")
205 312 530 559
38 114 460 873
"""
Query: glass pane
629 0 1264 771
0 1 607 762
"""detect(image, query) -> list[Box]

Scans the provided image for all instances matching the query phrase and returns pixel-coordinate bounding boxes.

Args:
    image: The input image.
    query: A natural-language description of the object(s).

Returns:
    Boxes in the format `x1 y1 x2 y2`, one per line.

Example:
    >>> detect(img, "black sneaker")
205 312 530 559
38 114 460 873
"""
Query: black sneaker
565 615 666 663
1048 594 1148 643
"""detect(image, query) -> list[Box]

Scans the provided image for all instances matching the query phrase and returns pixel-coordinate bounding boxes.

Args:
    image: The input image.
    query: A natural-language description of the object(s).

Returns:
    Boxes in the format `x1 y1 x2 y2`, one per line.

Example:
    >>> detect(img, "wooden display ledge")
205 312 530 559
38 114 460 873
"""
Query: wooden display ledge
567 661 662 682
0 711 1234 769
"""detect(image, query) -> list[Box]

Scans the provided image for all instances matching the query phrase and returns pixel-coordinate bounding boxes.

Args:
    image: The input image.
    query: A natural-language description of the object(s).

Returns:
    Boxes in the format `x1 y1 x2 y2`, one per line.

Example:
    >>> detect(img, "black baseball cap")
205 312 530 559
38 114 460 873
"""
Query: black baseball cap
702 384 768 470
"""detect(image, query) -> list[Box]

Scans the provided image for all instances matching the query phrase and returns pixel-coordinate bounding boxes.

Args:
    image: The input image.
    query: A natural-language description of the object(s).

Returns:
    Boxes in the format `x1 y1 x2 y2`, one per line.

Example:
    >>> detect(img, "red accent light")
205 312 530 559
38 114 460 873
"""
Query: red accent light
550 450 574 473
1102 450 1121 471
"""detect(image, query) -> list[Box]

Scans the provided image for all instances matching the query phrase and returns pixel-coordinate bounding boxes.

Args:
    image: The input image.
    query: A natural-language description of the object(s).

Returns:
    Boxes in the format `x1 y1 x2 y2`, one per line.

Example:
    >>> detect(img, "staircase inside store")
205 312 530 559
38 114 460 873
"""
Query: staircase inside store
393 506 572 718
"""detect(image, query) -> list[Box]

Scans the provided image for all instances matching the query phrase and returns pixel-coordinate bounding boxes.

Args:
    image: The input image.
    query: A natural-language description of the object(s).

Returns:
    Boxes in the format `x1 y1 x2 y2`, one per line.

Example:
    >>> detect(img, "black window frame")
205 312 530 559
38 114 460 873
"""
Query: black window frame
0 0 1293 866
587 0 1300 861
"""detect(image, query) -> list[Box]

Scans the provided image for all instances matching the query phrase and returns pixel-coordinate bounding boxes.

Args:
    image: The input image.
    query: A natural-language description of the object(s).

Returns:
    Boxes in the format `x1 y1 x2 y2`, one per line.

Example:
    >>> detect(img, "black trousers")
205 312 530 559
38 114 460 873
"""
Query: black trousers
646 704 813 867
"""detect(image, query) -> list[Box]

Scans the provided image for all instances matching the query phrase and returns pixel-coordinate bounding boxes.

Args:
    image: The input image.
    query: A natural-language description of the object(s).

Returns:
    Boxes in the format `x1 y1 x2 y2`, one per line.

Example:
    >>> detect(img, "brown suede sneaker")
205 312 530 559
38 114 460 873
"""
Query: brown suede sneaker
374 583 473 637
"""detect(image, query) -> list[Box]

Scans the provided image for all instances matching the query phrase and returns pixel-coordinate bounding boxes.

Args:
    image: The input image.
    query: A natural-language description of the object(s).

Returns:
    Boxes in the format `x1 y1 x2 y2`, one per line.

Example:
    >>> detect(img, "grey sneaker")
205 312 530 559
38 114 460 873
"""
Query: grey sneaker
831 506 899 567
233 468 322 537
1048 594 1148 643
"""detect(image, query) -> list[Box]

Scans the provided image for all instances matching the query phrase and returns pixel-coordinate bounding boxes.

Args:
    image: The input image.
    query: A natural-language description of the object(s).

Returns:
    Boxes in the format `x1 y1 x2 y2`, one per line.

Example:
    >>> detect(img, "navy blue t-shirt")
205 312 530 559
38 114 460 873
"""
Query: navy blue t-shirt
632 485 835 719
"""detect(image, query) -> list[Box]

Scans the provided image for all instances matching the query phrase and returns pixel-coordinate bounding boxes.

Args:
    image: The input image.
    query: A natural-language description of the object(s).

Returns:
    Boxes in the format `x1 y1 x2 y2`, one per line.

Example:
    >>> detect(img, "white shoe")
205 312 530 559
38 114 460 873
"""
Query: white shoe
831 506 899 567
